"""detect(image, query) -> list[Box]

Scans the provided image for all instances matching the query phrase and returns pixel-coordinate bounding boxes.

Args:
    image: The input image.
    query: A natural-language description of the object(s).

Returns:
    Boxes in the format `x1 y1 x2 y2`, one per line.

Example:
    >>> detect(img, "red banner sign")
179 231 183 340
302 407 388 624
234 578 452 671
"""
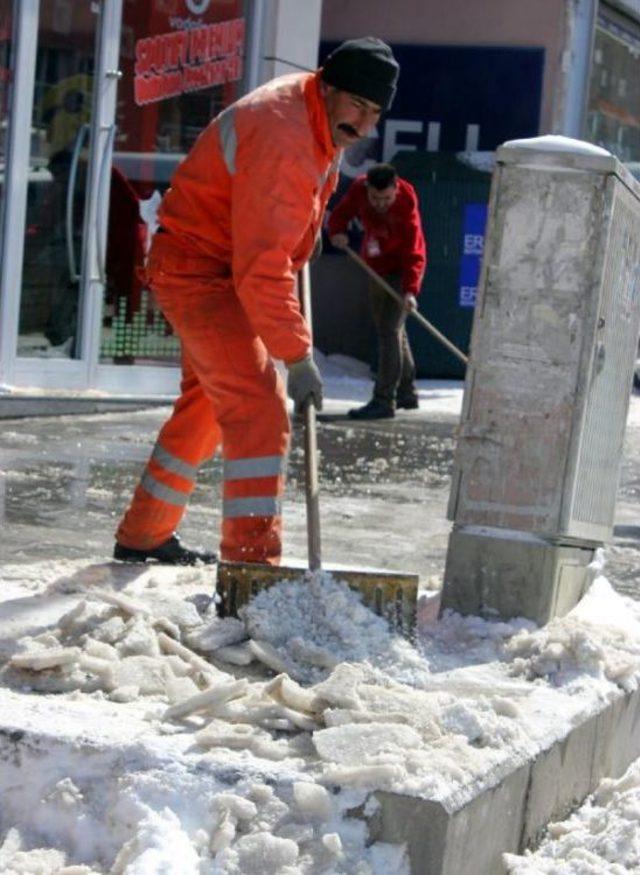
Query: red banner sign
134 16 244 105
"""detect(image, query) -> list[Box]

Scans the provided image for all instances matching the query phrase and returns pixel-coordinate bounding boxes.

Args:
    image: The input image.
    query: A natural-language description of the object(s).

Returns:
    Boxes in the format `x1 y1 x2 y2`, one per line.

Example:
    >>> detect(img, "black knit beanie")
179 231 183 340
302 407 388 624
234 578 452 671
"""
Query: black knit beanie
320 37 399 111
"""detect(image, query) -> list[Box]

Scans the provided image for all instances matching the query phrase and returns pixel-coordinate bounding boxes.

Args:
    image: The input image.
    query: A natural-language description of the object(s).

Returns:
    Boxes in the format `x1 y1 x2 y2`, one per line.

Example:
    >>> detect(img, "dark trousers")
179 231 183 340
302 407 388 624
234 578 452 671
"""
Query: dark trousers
368 274 416 406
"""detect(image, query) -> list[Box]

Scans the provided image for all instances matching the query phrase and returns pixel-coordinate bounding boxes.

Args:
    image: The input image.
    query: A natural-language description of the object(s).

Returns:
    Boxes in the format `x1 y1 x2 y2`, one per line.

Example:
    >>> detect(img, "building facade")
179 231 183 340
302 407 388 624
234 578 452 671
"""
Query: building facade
313 0 640 378
0 1 638 393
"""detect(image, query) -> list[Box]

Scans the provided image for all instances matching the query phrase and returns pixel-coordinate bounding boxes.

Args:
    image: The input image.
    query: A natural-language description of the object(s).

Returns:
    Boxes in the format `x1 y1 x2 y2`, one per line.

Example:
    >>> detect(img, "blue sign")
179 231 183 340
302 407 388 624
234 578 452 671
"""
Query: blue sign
458 204 487 308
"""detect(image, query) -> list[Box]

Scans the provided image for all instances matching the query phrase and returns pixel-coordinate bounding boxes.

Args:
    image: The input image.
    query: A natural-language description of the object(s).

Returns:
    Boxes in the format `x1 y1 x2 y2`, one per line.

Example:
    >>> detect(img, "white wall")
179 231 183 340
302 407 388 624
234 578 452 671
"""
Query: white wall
259 0 323 83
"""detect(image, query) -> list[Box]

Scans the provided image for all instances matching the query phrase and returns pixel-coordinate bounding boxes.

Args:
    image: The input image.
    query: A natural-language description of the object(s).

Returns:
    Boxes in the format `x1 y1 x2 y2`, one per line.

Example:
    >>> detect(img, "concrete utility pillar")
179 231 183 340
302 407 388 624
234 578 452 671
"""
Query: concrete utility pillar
442 136 640 625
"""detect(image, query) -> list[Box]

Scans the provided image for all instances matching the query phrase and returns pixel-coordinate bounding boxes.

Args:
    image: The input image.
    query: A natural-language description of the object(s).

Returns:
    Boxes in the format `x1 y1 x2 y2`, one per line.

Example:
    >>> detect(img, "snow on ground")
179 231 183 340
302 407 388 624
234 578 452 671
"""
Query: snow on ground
295 350 465 418
503 758 640 873
2 366 640 872
0 548 640 872
623 383 640 429
0 560 409 874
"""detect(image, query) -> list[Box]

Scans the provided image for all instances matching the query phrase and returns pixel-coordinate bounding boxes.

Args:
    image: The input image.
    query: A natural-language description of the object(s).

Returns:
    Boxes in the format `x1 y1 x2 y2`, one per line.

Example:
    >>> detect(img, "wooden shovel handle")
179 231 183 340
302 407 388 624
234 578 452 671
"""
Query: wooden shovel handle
299 264 322 571
344 245 469 366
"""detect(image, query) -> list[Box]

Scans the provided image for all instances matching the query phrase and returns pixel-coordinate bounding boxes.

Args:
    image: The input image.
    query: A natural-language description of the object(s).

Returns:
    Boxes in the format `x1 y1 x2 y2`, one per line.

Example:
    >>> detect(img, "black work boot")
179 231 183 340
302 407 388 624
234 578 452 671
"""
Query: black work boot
396 392 419 410
348 399 395 420
113 534 217 566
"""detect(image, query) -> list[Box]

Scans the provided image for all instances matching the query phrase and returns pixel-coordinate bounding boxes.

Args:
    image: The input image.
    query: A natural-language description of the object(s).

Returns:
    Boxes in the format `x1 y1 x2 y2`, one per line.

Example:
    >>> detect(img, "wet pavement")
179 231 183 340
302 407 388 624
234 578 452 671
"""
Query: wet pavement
1 402 640 602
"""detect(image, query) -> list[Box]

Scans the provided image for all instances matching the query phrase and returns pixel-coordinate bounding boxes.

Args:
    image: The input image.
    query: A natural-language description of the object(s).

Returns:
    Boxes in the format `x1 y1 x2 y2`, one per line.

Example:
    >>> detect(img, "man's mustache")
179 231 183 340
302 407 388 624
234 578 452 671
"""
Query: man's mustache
338 123 359 138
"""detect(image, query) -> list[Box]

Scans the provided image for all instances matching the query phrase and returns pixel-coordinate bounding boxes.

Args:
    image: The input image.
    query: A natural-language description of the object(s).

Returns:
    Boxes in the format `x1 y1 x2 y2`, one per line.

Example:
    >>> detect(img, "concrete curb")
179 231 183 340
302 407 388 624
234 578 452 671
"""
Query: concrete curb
0 395 172 419
367 685 640 874
1 685 639 872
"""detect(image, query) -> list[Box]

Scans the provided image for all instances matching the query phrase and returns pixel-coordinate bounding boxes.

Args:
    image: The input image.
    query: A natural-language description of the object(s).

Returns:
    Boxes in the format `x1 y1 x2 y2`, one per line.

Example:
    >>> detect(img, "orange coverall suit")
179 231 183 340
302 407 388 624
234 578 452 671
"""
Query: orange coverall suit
115 72 340 564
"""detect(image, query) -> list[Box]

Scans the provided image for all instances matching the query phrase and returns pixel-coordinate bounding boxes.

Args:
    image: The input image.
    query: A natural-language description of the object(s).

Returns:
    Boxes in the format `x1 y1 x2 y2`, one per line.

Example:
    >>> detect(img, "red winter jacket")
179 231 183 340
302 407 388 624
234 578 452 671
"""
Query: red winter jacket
327 175 427 296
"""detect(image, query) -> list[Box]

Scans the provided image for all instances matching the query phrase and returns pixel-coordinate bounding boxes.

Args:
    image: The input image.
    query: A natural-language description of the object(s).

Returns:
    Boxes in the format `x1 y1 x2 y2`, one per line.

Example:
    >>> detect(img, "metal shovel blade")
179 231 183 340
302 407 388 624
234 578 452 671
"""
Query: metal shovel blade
216 560 419 639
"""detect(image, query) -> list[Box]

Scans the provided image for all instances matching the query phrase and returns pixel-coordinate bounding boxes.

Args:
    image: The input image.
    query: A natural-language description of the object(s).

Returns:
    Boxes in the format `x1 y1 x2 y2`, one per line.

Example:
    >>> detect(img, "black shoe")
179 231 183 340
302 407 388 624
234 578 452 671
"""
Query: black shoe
113 534 217 566
348 399 395 420
396 393 419 410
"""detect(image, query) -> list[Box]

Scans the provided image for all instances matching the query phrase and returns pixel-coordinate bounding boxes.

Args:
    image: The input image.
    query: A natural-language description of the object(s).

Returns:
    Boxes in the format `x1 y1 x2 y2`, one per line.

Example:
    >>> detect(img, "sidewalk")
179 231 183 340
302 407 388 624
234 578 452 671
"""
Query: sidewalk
1 372 640 872
0 388 172 420
0 372 463 579
2 368 640 600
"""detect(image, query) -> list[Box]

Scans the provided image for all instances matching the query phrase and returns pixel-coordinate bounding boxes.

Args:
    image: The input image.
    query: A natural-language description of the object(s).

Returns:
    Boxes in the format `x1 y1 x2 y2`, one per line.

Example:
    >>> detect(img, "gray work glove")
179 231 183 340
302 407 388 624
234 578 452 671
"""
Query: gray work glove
286 354 323 410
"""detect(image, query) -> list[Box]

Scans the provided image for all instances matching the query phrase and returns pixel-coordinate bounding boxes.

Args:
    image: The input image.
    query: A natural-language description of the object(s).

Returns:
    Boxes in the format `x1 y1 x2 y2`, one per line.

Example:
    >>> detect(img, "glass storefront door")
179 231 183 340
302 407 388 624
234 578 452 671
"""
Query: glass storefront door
0 0 252 393
17 1 97 359
0 0 122 391
98 0 246 370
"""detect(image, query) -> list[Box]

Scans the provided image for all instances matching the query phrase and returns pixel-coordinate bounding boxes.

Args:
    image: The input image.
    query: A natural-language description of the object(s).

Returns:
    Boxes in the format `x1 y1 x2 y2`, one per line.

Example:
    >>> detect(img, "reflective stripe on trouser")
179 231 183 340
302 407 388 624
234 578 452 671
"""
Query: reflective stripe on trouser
114 240 290 563
222 453 287 562
115 355 221 550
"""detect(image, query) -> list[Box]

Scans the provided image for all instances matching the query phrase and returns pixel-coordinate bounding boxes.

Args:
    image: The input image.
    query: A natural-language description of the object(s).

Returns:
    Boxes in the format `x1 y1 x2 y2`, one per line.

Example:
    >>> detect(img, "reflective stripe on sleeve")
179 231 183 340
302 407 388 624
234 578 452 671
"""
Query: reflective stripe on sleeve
224 454 285 481
223 496 281 519
141 471 190 507
151 444 198 481
217 106 237 174
319 153 341 188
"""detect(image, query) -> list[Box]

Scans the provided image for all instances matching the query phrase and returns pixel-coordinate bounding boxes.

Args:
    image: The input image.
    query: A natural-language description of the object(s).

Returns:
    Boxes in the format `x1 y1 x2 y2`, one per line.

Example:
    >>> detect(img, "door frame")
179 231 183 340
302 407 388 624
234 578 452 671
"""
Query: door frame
0 0 40 389
85 1 182 396
83 0 124 388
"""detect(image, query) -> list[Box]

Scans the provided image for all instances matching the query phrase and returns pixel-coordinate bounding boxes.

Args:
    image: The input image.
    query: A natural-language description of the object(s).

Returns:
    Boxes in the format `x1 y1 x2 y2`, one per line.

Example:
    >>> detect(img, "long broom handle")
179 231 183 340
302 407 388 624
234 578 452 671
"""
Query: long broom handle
344 245 469 366
299 264 322 571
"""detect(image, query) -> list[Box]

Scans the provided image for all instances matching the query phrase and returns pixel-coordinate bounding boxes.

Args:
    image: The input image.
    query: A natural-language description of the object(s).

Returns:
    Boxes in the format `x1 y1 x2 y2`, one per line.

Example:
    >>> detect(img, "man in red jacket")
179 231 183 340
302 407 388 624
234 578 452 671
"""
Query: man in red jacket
113 38 400 566
329 163 426 419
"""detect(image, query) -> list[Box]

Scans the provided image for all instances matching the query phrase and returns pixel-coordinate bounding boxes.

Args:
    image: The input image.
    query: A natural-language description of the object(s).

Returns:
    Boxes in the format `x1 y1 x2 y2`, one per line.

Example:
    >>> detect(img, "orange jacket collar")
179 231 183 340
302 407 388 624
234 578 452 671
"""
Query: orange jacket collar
304 71 339 162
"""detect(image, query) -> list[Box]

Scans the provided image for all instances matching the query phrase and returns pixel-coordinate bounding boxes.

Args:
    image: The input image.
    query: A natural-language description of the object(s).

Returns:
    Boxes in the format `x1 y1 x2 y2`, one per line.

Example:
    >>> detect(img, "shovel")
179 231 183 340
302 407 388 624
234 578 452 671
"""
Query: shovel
344 245 469 366
216 264 419 638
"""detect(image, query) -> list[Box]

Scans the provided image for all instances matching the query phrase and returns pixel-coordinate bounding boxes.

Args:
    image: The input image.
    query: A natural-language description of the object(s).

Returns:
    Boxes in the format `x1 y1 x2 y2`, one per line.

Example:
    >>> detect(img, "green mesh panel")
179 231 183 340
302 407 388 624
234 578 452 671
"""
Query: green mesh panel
100 289 181 363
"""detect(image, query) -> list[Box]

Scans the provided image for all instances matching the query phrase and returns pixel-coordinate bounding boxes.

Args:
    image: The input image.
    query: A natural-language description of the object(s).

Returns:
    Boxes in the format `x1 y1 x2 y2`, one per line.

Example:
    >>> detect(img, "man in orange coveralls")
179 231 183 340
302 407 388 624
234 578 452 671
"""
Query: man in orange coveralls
113 37 400 566
329 162 426 419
